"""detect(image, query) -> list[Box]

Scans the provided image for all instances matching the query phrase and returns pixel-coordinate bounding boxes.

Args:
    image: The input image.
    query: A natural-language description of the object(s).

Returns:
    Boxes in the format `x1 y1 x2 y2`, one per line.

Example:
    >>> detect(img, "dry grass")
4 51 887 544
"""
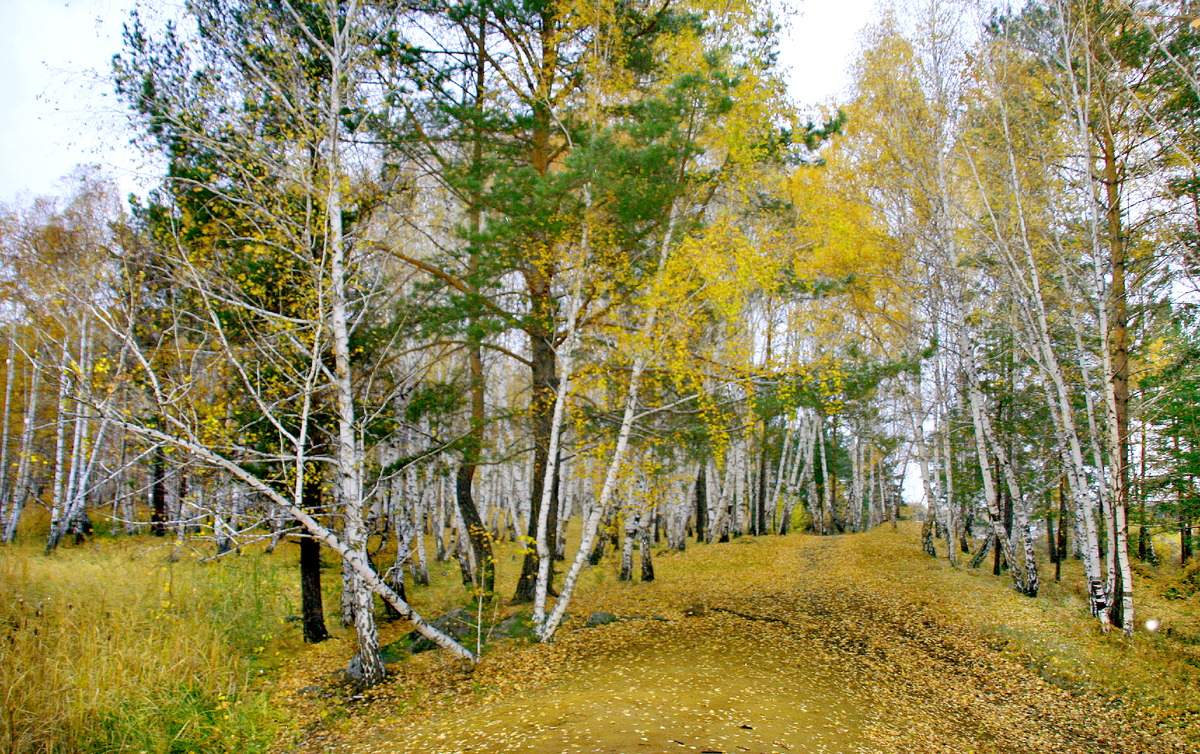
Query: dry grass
0 536 291 754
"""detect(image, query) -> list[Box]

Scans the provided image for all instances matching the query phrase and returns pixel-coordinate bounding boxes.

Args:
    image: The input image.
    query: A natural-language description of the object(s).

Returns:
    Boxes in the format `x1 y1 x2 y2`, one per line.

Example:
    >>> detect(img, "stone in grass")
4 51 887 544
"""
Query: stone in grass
408 607 477 654
584 611 618 628
491 611 535 641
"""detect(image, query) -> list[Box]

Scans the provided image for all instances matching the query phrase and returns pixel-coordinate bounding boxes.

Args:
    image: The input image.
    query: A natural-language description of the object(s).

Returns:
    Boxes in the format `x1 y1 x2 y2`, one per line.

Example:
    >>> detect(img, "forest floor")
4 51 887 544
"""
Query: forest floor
268 521 1200 754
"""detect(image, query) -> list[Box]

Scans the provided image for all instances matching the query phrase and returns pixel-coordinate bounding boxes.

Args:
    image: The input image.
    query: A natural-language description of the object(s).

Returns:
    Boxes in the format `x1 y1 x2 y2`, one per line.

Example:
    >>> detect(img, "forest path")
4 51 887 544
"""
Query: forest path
285 526 1186 754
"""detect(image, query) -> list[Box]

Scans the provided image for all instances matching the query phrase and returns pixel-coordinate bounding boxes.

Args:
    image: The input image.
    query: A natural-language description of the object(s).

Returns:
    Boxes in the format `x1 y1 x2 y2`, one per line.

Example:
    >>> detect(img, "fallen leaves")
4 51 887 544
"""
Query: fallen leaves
270 524 1198 754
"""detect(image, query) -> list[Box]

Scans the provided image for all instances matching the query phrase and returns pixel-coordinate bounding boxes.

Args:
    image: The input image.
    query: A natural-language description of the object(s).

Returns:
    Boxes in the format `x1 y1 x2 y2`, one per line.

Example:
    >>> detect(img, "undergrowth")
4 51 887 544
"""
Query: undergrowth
0 539 292 753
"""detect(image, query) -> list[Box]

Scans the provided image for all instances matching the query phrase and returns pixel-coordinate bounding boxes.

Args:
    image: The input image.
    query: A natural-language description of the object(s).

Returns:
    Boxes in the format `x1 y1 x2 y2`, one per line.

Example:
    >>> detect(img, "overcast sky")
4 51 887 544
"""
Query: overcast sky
0 0 882 204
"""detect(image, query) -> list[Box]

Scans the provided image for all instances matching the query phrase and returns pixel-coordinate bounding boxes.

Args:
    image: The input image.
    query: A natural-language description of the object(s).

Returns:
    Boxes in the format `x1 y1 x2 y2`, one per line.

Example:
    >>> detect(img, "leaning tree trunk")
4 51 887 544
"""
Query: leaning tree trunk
964 339 1025 595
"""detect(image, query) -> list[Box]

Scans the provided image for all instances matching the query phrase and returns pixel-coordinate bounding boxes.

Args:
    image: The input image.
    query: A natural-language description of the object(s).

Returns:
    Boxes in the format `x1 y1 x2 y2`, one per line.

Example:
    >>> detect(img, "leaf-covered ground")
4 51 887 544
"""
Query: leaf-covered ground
270 523 1199 754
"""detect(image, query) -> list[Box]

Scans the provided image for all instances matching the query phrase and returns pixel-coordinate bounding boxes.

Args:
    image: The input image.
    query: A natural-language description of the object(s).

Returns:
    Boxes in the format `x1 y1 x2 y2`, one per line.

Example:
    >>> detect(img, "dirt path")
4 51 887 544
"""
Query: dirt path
280 528 1191 754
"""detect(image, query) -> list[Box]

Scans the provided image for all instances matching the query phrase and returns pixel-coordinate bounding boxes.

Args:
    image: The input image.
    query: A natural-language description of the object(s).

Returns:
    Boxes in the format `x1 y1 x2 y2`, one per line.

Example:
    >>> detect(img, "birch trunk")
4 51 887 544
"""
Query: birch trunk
619 510 637 581
413 487 430 586
639 509 654 582
817 420 832 535
868 453 878 529
781 417 815 535
770 427 793 532
536 198 681 640
910 407 940 555
850 434 864 534
49 415 110 551
0 330 16 523
530 272 585 630
45 341 72 551
540 344 651 641
1044 0 1126 626
978 397 1038 596
325 17 383 684
963 335 1024 592
2 353 40 542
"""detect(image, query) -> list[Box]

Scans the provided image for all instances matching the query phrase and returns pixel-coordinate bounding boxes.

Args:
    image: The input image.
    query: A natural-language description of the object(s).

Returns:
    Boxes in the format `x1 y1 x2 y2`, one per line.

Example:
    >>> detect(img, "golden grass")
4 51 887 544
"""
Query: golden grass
0 537 290 754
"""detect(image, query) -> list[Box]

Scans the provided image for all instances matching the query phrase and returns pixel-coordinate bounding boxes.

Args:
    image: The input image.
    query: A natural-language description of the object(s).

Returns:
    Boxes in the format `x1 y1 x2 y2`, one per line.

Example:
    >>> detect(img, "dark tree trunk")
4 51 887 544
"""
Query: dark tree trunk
588 527 607 565
512 324 557 604
456 25 496 600
640 519 655 582
546 458 561 569
297 469 330 643
970 530 994 570
150 446 167 536
511 20 561 603
1181 470 1192 565
695 463 707 542
1057 475 1068 582
960 495 972 554
994 469 1011 576
1047 512 1057 564
299 533 330 643
71 505 93 545
455 462 495 598
589 505 615 565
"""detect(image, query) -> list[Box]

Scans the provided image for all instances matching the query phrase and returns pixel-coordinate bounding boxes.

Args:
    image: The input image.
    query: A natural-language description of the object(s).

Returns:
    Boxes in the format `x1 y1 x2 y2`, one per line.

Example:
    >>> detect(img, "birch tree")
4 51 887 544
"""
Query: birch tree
112 0 479 680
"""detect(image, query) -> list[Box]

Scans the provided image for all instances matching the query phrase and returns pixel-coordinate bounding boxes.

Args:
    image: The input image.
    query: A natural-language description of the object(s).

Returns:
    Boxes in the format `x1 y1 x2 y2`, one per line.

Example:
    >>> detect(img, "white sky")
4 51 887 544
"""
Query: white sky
0 0 883 204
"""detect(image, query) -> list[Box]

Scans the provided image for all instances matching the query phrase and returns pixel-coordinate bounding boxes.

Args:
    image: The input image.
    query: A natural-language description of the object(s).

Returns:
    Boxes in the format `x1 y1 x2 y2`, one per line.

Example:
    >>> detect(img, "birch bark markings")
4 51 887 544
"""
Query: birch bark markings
536 202 681 643
45 340 72 552
321 2 388 684
4 354 42 542
0 330 15 515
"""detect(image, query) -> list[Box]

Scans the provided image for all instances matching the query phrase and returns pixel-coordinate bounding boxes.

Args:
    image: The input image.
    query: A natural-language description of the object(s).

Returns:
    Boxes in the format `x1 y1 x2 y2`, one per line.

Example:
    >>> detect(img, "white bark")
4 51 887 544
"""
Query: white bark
530 273 585 633
537 199 681 642
1050 0 1133 635
941 417 957 556
0 354 37 543
46 341 72 547
780 416 815 534
817 420 832 534
0 329 16 520
540 346 650 642
619 508 637 581
324 3 383 683
962 335 1024 592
